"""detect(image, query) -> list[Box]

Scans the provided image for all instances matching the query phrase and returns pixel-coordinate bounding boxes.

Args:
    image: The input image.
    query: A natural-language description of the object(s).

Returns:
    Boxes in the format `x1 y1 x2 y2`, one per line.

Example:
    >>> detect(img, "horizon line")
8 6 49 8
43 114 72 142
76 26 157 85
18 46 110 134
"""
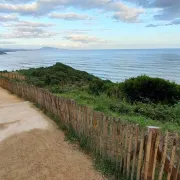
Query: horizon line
1 47 180 51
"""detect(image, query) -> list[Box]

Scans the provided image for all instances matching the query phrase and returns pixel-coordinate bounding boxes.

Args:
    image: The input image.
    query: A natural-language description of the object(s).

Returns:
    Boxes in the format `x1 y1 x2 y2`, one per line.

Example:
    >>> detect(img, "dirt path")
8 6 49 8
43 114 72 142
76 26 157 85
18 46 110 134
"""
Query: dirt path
0 87 105 180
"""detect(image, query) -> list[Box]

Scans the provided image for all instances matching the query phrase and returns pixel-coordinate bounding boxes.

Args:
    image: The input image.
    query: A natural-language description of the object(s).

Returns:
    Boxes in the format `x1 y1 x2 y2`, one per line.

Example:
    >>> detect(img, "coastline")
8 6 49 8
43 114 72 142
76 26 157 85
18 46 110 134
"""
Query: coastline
0 70 179 180
1 62 179 133
0 52 6 55
0 49 180 84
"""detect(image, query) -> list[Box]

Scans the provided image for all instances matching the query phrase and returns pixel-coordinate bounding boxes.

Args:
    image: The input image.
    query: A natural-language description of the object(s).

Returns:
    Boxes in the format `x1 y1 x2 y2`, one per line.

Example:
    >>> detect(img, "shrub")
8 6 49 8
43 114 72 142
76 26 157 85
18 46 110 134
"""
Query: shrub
109 101 180 124
109 102 133 115
17 63 180 126
89 79 105 95
19 62 98 87
49 86 64 93
119 75 180 104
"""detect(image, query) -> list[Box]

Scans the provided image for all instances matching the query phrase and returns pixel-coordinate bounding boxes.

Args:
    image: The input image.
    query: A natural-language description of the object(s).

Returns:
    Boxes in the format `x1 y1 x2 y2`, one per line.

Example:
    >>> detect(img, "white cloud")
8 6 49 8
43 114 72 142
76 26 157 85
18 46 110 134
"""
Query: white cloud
63 29 92 34
3 20 54 27
2 0 33 3
0 41 16 44
0 0 144 23
0 29 57 39
49 12 93 21
0 20 57 39
0 14 18 22
112 7 144 22
0 2 37 15
64 34 106 44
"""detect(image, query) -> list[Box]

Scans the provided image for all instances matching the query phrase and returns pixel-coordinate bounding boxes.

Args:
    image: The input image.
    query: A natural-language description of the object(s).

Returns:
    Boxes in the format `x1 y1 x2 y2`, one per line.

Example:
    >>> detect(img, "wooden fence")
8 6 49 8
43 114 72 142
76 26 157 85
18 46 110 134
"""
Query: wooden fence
0 72 25 80
0 77 179 180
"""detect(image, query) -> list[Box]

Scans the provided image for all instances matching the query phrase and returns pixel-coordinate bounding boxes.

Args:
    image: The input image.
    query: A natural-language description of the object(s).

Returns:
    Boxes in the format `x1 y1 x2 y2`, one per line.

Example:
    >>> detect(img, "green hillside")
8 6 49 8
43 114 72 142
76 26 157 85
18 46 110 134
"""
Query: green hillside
17 62 180 133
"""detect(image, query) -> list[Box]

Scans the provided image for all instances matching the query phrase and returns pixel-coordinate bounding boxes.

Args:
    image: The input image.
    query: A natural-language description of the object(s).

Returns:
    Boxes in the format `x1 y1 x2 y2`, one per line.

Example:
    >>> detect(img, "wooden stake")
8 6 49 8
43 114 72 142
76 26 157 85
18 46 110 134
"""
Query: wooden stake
131 125 139 180
144 129 152 180
127 127 132 178
167 134 177 180
119 124 124 172
175 159 180 180
136 130 145 180
158 132 169 180
152 131 160 180
146 126 160 180
123 125 128 175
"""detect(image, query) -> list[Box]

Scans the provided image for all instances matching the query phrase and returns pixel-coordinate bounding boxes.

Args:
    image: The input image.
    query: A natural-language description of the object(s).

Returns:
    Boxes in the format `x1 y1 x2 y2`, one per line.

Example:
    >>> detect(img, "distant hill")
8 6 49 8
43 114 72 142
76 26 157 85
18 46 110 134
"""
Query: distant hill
39 46 69 51
0 48 31 52
0 51 6 55
0 47 69 53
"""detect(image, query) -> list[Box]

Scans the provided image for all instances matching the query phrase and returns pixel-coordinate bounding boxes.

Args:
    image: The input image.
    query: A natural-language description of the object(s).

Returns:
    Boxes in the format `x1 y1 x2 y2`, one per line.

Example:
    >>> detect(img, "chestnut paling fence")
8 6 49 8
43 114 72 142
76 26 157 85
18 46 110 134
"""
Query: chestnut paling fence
0 76 179 180
0 72 25 80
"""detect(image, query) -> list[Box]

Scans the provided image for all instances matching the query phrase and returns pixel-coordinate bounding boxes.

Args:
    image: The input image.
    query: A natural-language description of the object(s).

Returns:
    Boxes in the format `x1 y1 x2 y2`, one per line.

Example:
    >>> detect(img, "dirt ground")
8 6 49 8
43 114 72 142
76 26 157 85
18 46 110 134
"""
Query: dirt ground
0 87 105 180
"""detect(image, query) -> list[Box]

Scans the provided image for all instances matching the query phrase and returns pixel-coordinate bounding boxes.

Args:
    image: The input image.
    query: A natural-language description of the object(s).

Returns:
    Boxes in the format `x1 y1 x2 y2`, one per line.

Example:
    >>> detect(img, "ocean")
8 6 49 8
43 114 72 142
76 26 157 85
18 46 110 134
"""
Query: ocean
0 49 180 84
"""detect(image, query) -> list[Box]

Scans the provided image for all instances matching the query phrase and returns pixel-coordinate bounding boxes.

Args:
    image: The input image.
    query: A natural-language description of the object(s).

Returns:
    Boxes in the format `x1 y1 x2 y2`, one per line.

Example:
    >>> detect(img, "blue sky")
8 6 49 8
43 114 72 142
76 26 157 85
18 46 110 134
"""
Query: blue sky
0 0 180 49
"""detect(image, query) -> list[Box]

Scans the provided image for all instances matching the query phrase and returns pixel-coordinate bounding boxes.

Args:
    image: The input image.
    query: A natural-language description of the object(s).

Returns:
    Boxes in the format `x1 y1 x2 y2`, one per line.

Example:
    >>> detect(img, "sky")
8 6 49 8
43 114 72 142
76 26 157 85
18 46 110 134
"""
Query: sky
0 0 180 49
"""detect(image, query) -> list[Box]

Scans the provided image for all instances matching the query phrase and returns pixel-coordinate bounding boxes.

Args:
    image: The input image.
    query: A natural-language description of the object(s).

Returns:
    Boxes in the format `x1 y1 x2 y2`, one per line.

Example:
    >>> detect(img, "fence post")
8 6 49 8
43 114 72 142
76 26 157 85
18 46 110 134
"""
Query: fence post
143 126 160 180
137 131 145 180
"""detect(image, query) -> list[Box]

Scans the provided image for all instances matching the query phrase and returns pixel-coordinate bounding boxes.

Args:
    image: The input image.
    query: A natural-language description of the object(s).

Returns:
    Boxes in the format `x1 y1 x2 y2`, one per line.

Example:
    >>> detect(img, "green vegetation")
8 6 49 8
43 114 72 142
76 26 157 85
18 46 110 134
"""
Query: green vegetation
17 62 180 133
55 90 180 132
120 75 180 104
18 62 99 88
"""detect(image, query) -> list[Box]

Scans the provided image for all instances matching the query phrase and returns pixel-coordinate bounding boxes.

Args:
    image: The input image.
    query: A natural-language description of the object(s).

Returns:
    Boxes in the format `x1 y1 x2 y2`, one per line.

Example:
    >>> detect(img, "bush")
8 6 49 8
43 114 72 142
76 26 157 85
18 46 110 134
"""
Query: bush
89 79 105 95
48 86 64 93
109 102 133 115
18 62 99 88
109 101 180 124
119 75 180 104
17 63 180 127
88 79 113 95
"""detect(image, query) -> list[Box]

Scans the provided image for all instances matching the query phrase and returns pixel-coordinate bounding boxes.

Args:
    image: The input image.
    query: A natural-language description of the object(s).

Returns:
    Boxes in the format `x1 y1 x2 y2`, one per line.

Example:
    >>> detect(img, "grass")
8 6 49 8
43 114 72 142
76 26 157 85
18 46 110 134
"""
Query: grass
3 84 174 180
1 63 180 179
56 89 180 133
13 63 180 133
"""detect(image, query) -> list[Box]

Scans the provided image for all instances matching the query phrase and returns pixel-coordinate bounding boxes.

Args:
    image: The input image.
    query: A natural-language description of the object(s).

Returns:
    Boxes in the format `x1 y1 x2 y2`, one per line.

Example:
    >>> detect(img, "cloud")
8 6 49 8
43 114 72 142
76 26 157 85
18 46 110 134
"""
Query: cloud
125 0 179 8
0 14 18 22
146 18 180 27
0 2 38 15
49 12 93 21
0 0 144 23
146 24 160 27
0 20 57 39
168 18 180 25
2 0 33 3
3 20 54 27
0 28 57 39
112 8 144 23
154 6 180 21
64 34 106 44
63 29 92 34
0 41 16 44
151 0 178 7
126 0 180 21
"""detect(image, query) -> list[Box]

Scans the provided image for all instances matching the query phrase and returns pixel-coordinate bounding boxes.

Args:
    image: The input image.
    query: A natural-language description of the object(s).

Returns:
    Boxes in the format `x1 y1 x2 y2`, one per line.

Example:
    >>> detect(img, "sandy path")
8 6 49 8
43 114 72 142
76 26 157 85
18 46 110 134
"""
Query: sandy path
0 87 105 180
